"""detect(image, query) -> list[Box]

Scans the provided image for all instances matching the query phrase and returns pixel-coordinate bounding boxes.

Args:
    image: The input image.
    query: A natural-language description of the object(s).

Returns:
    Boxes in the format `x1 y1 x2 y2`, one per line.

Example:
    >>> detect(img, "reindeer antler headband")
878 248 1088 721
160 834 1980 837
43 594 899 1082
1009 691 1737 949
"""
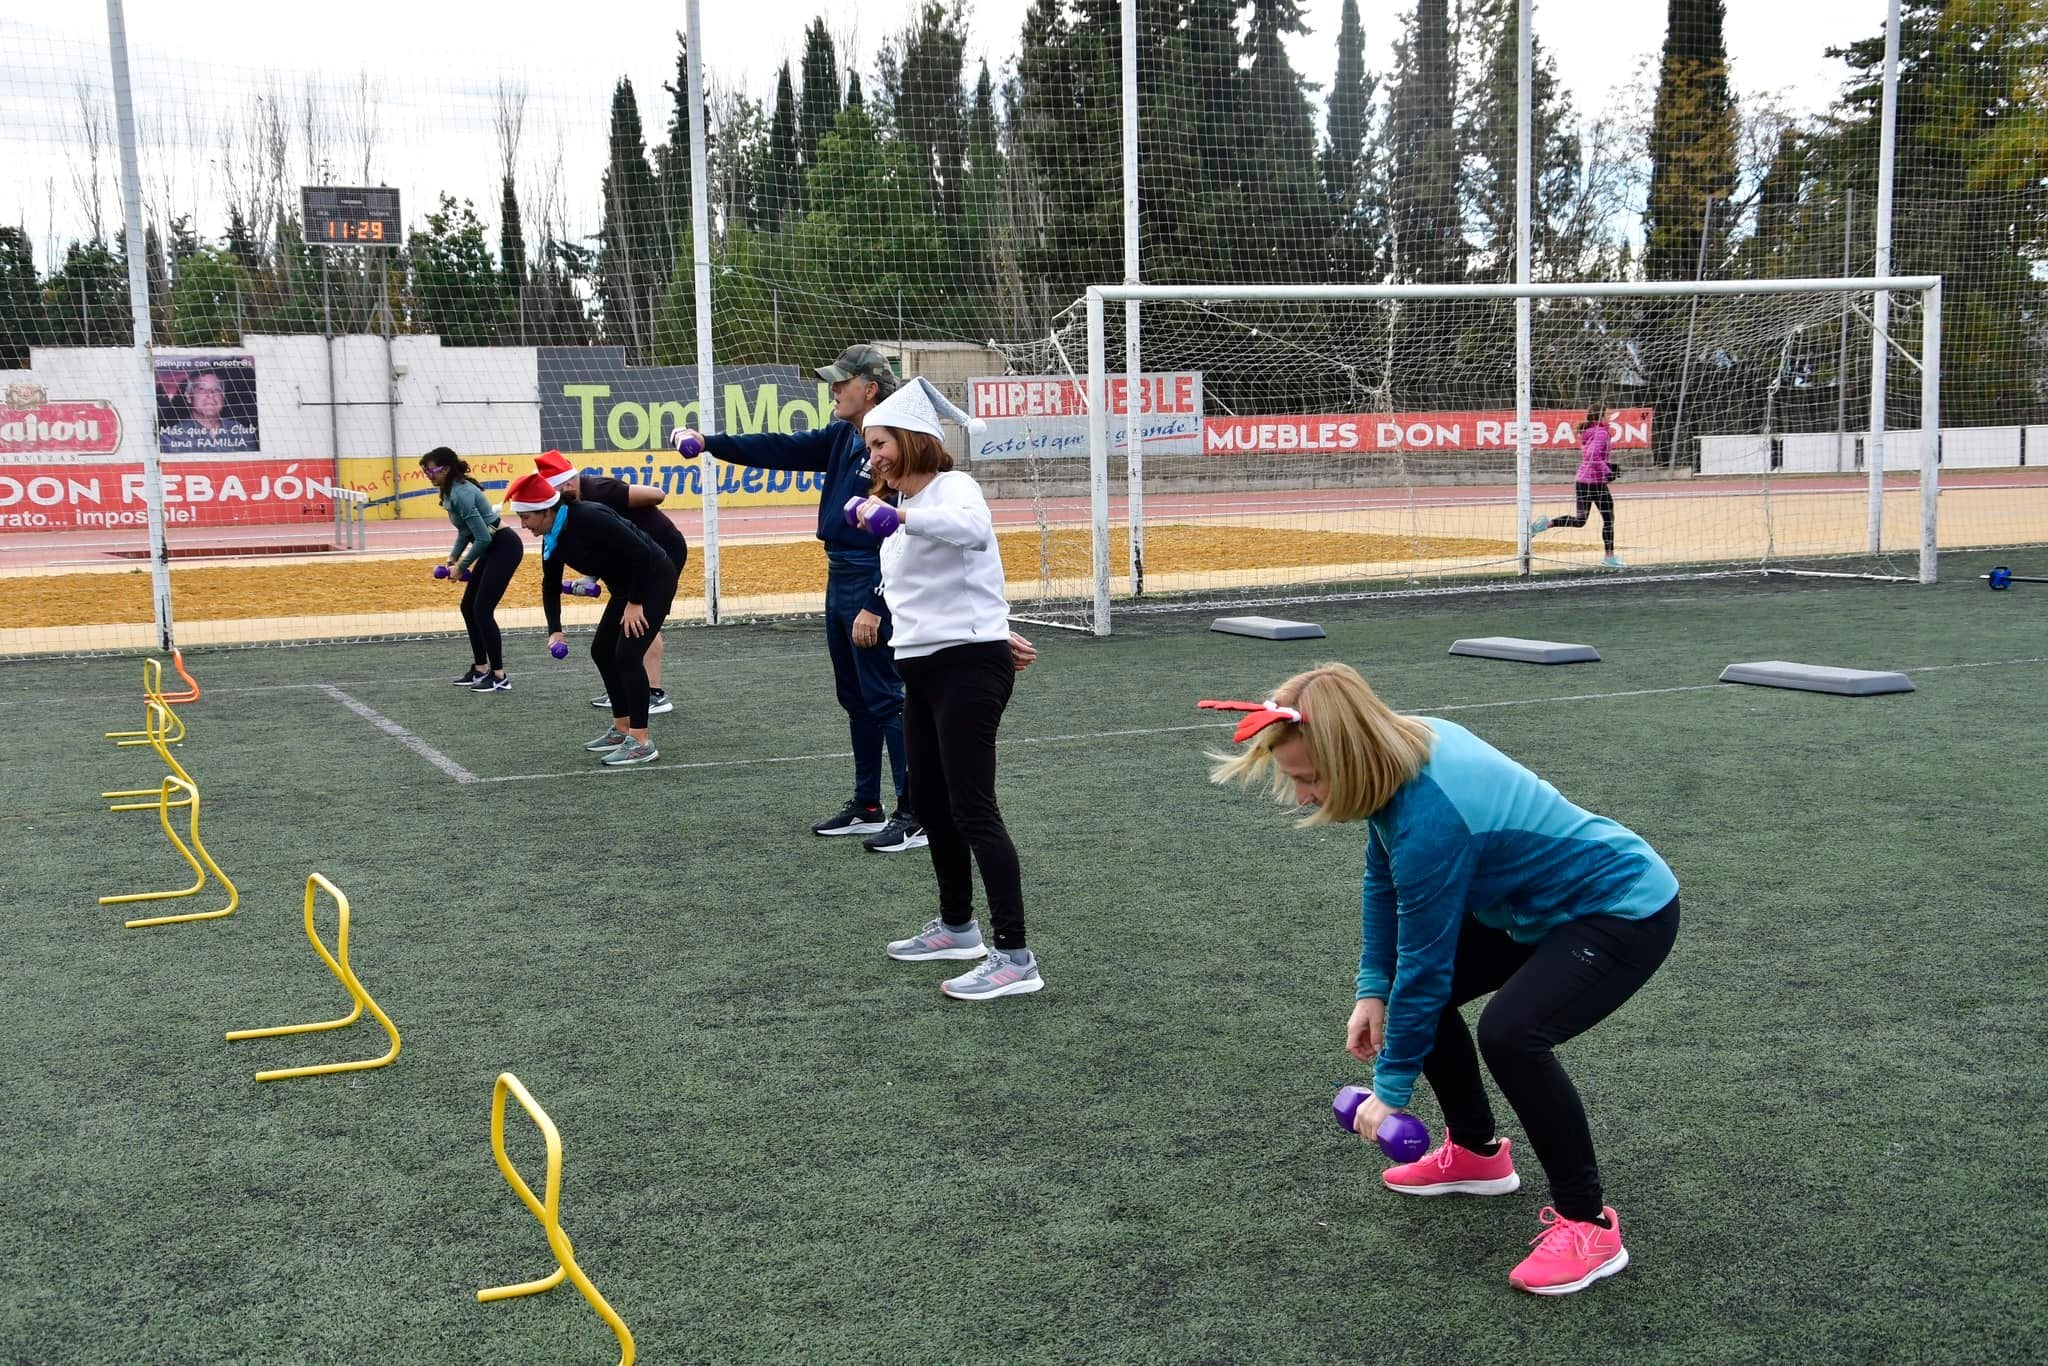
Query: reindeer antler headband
1197 697 1304 744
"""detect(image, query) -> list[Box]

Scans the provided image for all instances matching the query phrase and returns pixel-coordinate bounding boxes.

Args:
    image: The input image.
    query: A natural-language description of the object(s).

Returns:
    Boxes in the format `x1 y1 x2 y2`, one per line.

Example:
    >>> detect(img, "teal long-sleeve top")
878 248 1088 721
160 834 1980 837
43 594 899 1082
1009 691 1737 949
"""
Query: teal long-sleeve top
1356 718 1678 1108
443 481 499 571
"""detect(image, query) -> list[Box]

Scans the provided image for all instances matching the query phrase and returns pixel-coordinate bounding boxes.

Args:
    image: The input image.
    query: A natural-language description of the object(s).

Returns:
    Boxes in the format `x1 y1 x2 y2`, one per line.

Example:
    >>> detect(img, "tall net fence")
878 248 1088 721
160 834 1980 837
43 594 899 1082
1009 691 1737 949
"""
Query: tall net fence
3 1 2042 653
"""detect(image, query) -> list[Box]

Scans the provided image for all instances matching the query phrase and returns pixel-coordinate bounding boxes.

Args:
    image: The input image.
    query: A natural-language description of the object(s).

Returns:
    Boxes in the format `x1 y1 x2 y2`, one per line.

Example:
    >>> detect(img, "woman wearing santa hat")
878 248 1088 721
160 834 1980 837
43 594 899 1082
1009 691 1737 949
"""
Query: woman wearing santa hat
533 451 688 717
846 378 1044 1001
503 471 678 767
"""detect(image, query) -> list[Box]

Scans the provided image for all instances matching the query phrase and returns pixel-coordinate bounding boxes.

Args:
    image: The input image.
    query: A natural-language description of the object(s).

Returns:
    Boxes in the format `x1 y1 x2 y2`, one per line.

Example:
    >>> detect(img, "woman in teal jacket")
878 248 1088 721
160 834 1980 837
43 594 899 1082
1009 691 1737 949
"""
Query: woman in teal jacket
1210 662 1679 1297
422 447 523 691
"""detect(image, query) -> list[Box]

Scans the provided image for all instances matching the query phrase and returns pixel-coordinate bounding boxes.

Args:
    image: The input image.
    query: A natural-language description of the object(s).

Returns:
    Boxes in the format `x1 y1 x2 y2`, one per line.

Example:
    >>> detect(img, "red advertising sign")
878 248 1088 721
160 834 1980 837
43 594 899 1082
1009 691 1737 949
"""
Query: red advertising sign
1202 407 1654 456
0 458 339 532
0 400 123 455
969 373 1202 419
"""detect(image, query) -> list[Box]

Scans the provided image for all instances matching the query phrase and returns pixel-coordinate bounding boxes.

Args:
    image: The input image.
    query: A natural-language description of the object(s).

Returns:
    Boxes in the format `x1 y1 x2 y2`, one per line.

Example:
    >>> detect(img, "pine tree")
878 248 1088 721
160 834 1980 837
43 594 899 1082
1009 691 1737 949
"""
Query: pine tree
1809 0 2048 425
597 78 667 358
764 63 800 230
1239 0 1325 283
0 227 42 366
882 0 970 231
1385 0 1464 284
799 19 842 172
499 175 527 332
1322 0 1382 283
1644 0 1737 281
1462 0 1581 281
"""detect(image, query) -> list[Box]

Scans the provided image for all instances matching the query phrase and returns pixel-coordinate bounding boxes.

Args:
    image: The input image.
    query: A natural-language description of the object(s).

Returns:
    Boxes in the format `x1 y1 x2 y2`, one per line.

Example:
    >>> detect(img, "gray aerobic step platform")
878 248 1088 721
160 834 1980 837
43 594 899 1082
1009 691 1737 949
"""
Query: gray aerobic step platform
1717 661 1915 696
1211 616 1327 640
1448 637 1601 665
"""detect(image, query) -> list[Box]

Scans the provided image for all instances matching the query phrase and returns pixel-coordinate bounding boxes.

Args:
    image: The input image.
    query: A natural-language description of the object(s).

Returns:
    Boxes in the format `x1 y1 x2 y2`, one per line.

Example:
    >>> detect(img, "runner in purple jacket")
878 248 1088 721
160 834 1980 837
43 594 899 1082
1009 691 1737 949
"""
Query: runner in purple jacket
1530 411 1623 569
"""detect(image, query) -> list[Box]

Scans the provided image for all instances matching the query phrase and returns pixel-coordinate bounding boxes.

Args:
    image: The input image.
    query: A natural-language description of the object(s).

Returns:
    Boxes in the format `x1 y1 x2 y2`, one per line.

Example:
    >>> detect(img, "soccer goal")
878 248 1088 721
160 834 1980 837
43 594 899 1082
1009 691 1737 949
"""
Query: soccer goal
988 277 1945 635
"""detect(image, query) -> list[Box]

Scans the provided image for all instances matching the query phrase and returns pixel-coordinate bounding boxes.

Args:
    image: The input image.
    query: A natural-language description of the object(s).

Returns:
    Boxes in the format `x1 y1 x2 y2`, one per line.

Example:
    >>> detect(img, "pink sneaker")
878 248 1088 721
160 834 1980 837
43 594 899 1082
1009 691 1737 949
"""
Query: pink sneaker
1508 1205 1629 1296
1381 1137 1521 1196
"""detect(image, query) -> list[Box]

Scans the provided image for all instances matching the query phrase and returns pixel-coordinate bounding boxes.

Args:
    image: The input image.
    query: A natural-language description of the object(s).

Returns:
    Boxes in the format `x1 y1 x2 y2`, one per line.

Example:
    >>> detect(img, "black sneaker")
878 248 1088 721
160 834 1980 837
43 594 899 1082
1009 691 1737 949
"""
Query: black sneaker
812 800 888 837
470 673 511 693
647 688 674 716
453 667 487 686
862 813 929 853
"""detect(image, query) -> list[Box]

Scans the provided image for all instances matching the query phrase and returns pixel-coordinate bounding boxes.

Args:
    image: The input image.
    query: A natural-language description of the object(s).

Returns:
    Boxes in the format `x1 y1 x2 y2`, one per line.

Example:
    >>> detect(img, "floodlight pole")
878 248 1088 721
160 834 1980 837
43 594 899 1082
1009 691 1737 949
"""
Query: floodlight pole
1514 0 1533 574
687 0 720 623
1836 188 1852 472
105 0 173 650
1867 0 1901 551
1121 0 1145 596
1671 193 1719 471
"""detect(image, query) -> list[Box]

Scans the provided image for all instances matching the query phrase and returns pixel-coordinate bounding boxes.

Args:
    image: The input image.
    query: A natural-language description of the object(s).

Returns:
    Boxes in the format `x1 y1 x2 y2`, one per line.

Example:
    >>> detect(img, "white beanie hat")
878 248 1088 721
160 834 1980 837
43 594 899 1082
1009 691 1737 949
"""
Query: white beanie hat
863 376 985 441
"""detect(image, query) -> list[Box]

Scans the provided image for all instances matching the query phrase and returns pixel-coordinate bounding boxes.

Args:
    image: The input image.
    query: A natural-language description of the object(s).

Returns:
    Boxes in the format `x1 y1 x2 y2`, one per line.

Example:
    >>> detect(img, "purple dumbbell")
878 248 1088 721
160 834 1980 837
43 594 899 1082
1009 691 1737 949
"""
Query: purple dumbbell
565 576 602 599
550 640 570 660
432 564 451 579
843 495 901 537
1333 1085 1432 1162
433 564 471 582
672 431 704 458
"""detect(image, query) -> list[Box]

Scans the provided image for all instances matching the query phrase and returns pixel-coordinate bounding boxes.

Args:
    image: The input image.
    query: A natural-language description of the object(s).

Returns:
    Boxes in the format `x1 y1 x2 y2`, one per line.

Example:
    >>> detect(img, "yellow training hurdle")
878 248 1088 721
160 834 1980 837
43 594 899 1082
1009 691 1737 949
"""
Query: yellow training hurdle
159 648 202 705
103 697 194 812
477 1072 635 1365
225 874 400 1083
107 658 187 748
96 773 238 928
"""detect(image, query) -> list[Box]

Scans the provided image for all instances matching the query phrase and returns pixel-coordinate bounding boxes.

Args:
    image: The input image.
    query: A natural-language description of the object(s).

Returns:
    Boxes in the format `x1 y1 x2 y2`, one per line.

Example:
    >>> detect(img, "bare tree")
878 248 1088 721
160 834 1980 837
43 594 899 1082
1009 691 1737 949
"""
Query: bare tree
68 80 111 243
300 76 334 187
493 76 528 186
343 68 383 185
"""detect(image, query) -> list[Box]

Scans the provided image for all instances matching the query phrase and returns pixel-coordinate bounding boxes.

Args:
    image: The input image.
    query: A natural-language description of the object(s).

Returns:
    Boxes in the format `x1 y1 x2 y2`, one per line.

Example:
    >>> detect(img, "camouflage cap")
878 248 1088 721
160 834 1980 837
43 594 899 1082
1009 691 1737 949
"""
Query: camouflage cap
815 344 896 384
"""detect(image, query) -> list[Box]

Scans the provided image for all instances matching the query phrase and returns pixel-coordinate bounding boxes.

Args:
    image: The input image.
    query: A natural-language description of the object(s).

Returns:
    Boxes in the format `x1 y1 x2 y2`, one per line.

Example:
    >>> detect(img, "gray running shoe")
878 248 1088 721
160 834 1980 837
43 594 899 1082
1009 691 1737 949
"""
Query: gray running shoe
601 737 659 766
583 726 628 752
647 688 674 715
941 947 1044 1001
885 917 986 962
590 692 611 709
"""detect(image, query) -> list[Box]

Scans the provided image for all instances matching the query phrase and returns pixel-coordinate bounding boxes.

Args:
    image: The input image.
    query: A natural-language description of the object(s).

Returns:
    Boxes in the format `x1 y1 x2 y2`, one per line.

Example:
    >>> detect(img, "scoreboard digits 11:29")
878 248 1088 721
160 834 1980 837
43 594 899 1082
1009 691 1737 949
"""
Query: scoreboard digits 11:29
301 186 401 248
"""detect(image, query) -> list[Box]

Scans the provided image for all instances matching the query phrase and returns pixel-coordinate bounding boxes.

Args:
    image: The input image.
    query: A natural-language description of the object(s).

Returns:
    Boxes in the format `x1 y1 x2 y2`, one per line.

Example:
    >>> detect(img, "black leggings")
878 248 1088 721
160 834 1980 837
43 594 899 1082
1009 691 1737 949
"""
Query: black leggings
1548 481 1615 554
898 641 1026 950
1423 898 1679 1222
590 567 678 728
459 527 523 671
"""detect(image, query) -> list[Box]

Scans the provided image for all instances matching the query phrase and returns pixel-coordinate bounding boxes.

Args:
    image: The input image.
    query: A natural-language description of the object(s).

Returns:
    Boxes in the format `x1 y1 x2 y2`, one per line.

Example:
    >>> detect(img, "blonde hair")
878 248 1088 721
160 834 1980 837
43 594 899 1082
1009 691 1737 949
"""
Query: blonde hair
1207 662 1436 825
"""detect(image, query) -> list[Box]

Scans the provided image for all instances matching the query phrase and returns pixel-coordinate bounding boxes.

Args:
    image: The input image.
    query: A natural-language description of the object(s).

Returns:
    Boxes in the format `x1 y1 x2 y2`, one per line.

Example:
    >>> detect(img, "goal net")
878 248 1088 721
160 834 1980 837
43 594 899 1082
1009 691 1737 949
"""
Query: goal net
988 276 1948 634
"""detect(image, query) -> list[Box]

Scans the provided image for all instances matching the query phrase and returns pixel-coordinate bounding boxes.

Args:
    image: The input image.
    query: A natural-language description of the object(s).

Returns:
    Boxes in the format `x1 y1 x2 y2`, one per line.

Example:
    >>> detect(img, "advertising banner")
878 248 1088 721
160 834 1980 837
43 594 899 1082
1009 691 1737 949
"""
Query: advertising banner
0 382 123 457
965 372 1205 460
1201 407 1655 456
0 458 341 531
536 348 835 508
155 354 260 454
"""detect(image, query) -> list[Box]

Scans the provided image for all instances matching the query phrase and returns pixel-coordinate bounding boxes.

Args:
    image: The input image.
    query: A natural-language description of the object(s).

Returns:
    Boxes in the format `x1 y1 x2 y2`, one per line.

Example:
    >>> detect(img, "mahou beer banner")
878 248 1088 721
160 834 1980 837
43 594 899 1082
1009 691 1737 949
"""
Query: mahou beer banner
1202 408 1654 456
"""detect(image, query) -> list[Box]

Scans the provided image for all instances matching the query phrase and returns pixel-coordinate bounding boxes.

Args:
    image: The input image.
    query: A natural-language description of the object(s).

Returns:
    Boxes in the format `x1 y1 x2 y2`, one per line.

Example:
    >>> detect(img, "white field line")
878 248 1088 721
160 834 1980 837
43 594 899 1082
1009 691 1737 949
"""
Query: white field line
318 684 481 784
471 657 2046 785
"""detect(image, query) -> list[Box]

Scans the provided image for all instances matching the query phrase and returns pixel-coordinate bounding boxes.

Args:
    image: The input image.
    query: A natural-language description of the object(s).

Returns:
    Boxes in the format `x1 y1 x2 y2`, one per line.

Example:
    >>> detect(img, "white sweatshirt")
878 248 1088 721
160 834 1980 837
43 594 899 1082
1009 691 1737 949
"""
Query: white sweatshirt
879 470 1011 659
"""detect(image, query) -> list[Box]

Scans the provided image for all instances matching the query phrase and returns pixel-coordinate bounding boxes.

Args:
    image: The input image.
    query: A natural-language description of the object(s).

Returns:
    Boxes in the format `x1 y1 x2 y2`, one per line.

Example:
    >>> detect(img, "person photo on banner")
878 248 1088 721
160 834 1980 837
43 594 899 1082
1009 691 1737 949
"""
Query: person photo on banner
156 357 259 454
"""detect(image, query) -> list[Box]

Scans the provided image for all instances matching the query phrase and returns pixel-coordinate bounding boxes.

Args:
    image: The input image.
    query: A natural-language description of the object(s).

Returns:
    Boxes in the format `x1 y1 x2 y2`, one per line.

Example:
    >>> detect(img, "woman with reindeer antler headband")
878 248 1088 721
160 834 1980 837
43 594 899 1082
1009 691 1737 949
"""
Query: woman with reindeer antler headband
1205 664 1679 1297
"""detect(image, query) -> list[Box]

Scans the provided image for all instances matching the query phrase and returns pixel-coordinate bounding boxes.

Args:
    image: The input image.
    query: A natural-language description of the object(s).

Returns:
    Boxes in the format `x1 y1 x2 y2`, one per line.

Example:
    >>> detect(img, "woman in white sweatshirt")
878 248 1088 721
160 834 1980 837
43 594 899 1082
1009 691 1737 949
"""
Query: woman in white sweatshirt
847 377 1044 1002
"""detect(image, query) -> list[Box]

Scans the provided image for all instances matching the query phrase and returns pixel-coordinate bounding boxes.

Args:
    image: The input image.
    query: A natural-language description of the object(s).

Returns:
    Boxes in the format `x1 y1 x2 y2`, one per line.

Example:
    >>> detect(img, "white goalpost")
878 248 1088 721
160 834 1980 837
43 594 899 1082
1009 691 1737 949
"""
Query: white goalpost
1033 275 1946 637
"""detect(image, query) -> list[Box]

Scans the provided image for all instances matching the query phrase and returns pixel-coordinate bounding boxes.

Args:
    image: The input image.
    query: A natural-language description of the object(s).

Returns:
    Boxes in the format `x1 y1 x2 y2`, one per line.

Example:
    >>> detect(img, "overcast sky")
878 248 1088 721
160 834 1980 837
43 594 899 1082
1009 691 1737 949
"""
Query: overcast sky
6 0 1887 259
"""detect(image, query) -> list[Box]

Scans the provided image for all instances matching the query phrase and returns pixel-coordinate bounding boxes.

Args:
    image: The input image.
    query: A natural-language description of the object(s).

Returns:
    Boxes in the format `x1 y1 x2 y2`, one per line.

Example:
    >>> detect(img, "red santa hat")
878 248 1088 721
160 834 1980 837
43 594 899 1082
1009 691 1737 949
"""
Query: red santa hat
504 472 562 512
534 450 577 488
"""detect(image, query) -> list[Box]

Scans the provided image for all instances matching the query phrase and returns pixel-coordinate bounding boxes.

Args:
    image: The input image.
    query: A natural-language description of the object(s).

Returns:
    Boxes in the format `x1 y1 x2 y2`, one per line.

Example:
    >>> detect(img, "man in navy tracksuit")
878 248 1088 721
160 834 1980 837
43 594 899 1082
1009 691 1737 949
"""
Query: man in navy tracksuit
673 344 923 853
